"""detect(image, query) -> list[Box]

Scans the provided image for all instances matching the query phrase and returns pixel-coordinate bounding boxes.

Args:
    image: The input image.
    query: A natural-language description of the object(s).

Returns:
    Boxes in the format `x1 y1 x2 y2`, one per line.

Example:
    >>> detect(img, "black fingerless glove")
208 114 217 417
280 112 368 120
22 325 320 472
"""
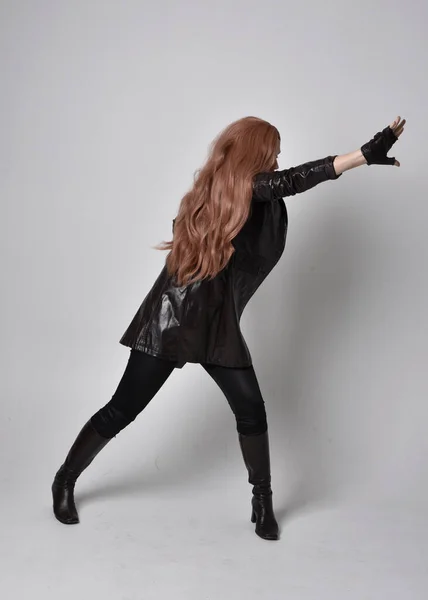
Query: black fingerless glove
361 126 398 166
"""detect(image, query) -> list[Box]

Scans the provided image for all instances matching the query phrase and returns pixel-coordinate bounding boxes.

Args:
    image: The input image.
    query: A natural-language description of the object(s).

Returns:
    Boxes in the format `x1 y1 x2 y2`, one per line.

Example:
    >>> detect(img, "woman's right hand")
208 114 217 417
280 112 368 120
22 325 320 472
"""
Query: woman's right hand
361 116 406 167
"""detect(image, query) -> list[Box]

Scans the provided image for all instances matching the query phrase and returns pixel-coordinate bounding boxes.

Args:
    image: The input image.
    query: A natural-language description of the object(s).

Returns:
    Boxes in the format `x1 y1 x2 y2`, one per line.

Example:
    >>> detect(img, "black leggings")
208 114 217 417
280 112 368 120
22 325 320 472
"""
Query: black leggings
90 349 268 439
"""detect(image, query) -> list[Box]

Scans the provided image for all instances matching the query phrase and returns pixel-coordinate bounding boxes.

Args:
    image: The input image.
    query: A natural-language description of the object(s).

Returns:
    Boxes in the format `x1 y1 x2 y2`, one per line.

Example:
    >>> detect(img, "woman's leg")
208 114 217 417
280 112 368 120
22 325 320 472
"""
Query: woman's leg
200 362 279 540
200 362 268 435
91 349 177 438
52 349 178 524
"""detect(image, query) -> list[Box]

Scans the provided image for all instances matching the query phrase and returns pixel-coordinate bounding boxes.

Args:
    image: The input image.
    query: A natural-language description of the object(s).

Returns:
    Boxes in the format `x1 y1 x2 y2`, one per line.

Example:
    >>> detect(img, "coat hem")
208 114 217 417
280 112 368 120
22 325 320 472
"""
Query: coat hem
119 340 253 369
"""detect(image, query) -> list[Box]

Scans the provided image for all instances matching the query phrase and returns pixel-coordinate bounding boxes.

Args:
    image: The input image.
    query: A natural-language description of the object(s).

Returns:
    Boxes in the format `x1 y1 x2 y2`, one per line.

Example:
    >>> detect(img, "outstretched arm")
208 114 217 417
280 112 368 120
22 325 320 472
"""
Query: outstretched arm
333 149 367 175
252 115 406 202
252 155 342 202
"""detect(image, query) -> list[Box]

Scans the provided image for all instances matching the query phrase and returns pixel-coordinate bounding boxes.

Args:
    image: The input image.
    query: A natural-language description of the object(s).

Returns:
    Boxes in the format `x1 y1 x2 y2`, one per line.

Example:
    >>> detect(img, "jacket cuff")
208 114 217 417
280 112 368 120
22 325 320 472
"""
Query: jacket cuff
325 155 342 179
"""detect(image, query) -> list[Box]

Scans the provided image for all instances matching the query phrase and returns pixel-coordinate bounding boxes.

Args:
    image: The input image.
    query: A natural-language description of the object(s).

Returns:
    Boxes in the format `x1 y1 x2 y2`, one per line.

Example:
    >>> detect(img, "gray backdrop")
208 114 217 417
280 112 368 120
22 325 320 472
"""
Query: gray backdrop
1 1 426 599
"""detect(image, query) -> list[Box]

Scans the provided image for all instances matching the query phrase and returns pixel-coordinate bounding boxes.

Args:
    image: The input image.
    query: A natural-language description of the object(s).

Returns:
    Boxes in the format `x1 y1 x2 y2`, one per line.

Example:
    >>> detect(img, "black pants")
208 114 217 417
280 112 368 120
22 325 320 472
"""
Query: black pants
91 349 268 439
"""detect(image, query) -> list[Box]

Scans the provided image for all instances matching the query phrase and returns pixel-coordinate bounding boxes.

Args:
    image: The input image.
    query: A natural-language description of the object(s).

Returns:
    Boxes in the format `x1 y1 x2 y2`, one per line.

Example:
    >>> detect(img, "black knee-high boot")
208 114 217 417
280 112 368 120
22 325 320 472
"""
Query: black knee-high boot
52 419 112 524
238 430 280 540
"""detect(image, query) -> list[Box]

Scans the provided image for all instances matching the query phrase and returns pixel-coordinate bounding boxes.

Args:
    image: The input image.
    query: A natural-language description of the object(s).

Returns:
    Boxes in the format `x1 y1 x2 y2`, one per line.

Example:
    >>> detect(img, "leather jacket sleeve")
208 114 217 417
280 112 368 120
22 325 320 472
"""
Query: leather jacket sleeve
252 155 342 202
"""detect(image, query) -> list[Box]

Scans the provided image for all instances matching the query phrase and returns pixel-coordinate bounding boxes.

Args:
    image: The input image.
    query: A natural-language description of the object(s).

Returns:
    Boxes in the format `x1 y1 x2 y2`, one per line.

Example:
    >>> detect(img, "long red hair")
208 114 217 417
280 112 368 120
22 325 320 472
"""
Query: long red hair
154 116 280 287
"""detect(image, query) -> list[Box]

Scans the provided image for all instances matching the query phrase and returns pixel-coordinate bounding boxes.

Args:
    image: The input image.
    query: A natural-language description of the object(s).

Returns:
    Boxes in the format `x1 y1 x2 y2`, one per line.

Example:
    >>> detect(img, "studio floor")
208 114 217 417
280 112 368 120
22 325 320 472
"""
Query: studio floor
3 472 427 600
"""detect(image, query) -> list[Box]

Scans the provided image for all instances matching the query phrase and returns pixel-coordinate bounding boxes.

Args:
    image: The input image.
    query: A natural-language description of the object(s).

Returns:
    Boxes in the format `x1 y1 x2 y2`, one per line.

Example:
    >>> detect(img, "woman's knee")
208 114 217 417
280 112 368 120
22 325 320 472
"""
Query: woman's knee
236 419 267 435
90 401 137 438
235 403 268 435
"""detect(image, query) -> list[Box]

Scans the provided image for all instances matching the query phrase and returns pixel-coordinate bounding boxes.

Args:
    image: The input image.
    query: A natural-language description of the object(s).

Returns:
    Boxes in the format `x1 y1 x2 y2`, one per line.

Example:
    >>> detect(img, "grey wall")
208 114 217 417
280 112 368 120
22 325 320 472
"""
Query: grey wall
1 1 427 595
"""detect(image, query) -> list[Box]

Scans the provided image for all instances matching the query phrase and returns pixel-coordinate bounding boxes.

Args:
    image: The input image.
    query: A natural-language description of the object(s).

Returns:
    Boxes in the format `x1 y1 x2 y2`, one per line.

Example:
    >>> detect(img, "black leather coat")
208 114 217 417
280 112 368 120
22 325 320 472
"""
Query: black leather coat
119 155 342 368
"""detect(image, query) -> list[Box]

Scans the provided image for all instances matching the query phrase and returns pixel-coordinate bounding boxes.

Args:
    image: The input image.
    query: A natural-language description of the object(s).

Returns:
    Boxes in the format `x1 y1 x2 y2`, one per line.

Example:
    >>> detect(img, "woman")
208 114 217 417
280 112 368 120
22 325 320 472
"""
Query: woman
52 115 405 541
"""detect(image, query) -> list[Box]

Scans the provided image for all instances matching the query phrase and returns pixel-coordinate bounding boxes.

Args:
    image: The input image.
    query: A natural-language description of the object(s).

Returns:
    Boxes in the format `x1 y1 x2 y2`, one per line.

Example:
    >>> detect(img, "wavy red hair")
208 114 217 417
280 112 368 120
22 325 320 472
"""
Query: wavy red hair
153 116 280 287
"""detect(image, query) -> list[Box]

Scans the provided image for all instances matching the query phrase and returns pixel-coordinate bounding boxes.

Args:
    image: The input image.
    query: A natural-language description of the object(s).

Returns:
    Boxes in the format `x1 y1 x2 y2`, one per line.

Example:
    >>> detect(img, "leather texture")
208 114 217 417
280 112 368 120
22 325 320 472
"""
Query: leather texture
238 430 280 540
119 155 342 368
52 420 112 524
360 125 398 166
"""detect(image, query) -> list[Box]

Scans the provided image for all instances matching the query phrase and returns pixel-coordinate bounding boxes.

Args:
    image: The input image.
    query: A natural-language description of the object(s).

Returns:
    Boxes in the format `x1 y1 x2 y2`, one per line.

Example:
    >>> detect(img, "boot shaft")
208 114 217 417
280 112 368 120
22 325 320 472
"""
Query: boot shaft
238 430 272 491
